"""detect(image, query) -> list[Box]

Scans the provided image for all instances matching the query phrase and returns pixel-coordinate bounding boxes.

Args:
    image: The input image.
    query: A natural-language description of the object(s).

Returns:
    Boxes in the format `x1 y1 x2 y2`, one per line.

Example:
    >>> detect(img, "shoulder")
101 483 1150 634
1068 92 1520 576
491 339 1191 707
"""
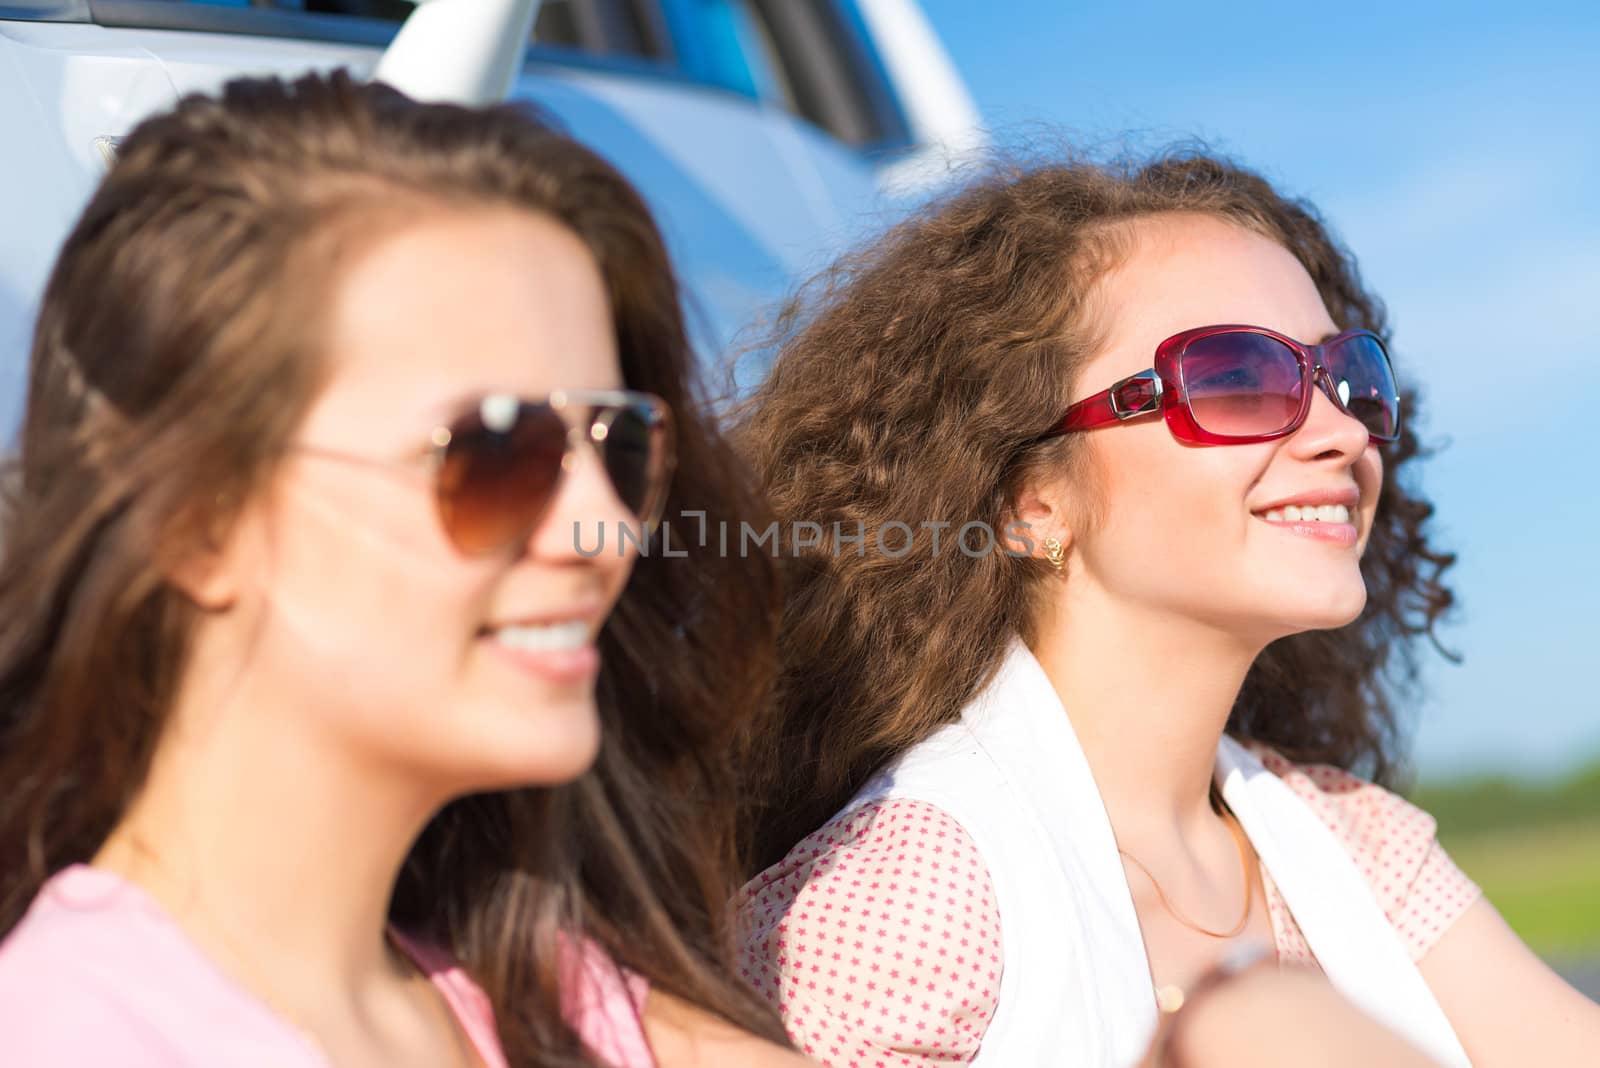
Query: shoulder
0 869 278 1065
0 961 189 1066
1244 741 1483 959
559 937 655 1068
0 866 179 1007
390 931 513 1067
1245 742 1438 853
0 900 128 1033
398 931 655 1068
737 798 1002 1067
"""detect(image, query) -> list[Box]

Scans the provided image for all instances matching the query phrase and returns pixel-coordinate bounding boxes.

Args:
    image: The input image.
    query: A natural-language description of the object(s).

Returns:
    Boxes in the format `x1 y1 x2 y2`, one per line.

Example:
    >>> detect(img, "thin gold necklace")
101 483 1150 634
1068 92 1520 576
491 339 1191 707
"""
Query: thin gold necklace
1117 785 1255 940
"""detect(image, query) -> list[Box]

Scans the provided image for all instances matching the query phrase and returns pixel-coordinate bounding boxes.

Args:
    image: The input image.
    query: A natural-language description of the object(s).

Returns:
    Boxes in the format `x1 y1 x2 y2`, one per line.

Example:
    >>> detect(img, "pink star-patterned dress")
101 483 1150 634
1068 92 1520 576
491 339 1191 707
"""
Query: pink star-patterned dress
735 744 1481 1068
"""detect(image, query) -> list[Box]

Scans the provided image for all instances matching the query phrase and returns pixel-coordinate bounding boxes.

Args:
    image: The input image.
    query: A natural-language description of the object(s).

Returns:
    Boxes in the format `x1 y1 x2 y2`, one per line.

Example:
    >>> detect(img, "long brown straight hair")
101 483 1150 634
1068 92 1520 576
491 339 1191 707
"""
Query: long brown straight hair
0 71 786 1064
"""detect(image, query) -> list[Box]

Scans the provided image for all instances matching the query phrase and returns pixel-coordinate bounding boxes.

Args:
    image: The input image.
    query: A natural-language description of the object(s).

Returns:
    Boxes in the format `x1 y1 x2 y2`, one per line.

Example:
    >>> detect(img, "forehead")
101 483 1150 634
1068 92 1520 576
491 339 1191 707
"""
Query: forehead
304 207 621 444
1092 213 1339 355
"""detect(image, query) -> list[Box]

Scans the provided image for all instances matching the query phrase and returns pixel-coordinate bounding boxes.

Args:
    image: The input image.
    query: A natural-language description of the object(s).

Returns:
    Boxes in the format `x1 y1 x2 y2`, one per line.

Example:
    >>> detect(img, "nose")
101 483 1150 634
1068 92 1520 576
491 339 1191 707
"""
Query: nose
526 437 640 567
1290 366 1372 461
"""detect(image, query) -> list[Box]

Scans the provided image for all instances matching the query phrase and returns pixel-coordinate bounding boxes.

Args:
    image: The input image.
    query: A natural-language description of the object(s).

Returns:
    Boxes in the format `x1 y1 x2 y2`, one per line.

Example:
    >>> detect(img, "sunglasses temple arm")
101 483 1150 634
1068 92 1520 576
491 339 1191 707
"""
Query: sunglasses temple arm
1053 365 1169 435
1056 388 1120 434
1051 388 1120 436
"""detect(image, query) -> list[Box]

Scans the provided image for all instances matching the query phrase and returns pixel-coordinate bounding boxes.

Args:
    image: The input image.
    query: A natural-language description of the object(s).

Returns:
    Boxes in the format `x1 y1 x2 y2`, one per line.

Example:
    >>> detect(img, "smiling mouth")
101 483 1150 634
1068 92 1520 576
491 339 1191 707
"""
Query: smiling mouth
1256 503 1352 525
1250 502 1361 547
479 620 602 687
483 621 592 652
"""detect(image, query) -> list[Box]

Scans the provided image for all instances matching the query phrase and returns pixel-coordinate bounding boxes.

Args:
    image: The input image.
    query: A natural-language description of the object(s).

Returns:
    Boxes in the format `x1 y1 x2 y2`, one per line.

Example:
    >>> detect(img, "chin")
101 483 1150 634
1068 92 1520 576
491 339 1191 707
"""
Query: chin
1236 573 1367 641
456 698 605 792
1284 587 1369 633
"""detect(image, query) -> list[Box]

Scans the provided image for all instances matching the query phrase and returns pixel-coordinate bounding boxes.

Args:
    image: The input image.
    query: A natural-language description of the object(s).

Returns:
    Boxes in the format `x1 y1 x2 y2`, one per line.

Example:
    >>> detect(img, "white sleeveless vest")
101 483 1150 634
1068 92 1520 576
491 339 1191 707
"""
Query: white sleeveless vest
844 635 1471 1067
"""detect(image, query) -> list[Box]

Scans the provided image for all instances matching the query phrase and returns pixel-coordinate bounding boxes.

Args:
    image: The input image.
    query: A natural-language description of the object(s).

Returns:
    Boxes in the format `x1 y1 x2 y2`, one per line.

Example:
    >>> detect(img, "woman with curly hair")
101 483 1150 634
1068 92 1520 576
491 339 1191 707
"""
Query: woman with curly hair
0 72 807 1067
733 153 1600 1067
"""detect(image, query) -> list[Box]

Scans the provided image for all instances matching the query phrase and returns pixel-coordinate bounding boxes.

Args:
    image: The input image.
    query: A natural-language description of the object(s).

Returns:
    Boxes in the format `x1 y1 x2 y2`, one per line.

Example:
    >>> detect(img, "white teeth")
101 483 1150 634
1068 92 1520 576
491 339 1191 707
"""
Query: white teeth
1263 504 1351 524
490 621 590 652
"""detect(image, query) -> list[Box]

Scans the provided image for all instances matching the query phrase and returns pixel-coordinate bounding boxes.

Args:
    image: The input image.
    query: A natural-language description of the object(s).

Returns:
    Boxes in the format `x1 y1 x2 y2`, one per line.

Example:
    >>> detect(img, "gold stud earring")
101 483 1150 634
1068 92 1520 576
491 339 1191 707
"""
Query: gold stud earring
1043 536 1066 572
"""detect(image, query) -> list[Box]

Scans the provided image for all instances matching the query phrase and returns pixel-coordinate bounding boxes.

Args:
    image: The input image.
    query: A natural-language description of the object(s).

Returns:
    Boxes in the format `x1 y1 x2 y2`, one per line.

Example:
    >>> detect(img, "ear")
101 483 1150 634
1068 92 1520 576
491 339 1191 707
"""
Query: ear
163 496 253 613
168 550 237 613
1004 471 1078 561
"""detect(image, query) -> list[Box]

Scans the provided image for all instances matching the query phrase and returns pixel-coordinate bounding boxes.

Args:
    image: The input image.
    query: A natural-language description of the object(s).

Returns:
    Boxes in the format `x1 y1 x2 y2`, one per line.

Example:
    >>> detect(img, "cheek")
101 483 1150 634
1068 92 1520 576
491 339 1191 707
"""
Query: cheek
250 483 617 790
1079 435 1251 585
252 481 495 709
1356 447 1385 553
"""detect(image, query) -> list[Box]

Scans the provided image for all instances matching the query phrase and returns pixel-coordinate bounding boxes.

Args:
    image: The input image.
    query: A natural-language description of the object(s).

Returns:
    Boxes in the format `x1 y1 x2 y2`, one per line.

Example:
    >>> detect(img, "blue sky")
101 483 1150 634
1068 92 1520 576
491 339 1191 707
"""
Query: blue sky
918 0 1600 780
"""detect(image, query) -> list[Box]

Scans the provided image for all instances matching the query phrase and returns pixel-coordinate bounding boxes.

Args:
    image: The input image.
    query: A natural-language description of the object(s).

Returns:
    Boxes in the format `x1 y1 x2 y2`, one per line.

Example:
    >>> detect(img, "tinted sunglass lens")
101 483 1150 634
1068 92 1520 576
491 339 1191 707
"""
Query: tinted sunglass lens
599 404 670 526
436 399 566 555
1325 335 1400 440
1180 332 1304 438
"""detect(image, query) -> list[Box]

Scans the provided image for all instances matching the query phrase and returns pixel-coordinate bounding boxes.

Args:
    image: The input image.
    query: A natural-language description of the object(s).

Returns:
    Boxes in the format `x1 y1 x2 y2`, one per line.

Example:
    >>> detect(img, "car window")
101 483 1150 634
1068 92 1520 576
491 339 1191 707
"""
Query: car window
662 0 910 150
2 0 909 151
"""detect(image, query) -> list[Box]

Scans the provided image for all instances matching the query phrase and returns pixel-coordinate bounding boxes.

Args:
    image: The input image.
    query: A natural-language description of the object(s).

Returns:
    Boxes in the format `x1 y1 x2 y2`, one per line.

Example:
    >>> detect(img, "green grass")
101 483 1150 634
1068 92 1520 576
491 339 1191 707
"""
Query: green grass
1412 761 1600 836
1409 756 1600 957
1437 819 1600 956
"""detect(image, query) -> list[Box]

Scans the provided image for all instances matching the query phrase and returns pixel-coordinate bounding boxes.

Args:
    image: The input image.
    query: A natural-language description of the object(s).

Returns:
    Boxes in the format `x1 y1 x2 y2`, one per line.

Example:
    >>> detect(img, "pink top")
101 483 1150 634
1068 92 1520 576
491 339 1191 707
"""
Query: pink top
737 744 1482 1067
0 864 656 1068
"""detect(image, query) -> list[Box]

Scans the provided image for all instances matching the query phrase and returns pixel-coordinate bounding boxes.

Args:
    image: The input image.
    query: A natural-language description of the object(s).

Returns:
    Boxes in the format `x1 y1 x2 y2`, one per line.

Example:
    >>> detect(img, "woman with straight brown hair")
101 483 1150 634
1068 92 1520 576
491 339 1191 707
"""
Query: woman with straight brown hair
0 71 808 1067
733 152 1600 1066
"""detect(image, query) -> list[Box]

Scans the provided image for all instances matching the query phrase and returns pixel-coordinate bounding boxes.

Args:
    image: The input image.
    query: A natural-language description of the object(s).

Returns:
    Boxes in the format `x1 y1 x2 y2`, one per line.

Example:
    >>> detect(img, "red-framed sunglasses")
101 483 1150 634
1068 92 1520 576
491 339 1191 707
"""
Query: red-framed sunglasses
1044 324 1401 445
295 388 675 556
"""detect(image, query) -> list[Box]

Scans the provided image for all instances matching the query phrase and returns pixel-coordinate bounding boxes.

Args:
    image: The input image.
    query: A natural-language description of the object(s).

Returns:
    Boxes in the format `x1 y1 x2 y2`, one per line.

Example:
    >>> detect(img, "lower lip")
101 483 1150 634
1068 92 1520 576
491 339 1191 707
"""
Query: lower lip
482 638 600 685
1254 517 1359 547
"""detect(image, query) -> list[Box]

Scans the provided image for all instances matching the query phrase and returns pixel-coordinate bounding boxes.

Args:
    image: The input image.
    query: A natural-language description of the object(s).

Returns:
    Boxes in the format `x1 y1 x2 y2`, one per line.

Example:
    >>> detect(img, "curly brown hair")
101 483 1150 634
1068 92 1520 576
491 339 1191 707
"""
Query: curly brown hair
734 151 1456 874
0 72 786 1064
